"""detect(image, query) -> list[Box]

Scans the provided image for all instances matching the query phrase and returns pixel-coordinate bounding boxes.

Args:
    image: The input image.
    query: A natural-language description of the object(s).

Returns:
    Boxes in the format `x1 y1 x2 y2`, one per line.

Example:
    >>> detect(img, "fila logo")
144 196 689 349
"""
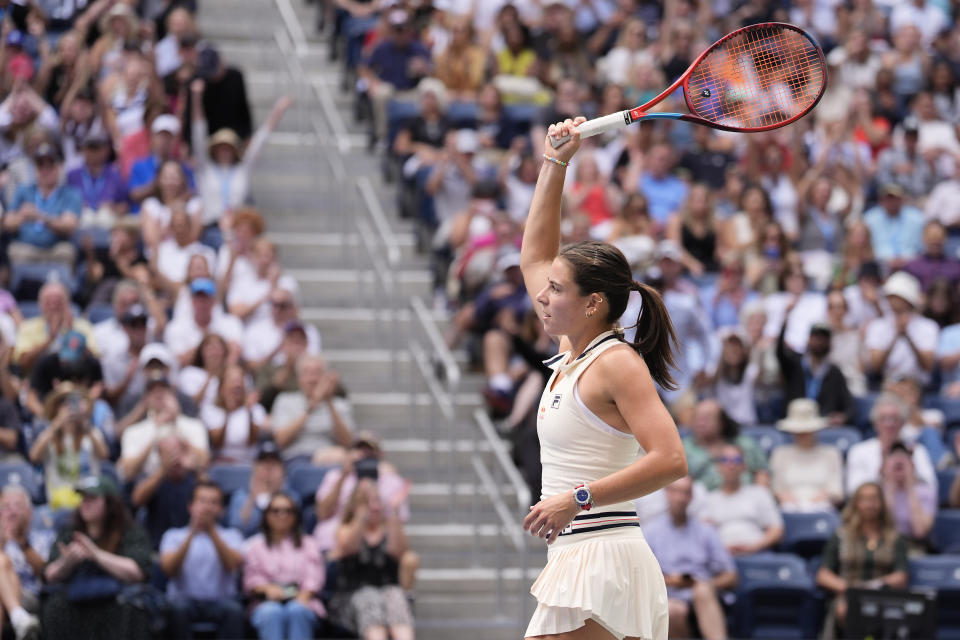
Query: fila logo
550 394 562 409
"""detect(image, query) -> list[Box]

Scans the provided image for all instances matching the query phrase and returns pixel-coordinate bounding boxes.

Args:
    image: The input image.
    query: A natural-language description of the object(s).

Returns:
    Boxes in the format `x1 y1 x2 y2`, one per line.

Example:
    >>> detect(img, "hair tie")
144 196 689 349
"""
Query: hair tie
632 280 643 291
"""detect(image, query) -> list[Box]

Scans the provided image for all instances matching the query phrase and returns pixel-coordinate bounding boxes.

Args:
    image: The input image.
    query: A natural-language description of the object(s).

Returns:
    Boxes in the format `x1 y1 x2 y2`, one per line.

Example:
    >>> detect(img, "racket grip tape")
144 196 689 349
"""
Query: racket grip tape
550 111 632 149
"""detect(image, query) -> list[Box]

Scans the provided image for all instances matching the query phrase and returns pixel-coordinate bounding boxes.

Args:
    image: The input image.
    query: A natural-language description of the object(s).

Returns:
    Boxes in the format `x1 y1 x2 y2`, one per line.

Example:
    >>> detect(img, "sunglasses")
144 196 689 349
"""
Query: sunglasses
271 301 293 309
267 506 295 515
715 455 744 464
36 158 57 168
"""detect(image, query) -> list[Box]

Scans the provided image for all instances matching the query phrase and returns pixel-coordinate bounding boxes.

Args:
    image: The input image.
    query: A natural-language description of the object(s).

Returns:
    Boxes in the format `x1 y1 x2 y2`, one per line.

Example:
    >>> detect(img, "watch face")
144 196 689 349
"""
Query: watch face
575 488 590 504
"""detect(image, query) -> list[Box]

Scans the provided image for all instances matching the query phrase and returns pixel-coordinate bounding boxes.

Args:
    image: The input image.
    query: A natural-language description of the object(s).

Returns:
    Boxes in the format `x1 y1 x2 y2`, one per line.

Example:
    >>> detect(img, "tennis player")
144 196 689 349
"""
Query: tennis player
521 117 688 640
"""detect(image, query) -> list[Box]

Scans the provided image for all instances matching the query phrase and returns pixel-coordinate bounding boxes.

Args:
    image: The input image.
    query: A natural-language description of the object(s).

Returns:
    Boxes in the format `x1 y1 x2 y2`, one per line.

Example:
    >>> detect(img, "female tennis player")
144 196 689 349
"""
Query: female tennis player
521 117 688 640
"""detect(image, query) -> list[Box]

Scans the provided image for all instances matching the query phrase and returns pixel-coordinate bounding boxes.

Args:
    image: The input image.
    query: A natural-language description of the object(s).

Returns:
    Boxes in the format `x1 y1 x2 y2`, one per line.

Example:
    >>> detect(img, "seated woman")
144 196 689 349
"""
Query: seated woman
29 384 109 510
177 332 228 410
200 365 268 464
328 480 415 640
42 475 152 640
243 492 326 640
683 399 768 491
816 482 909 639
769 399 844 512
881 442 936 548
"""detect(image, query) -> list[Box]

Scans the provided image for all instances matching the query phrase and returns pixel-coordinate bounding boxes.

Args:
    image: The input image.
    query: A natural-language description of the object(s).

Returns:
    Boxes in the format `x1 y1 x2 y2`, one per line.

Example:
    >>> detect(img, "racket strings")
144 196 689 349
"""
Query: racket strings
687 25 825 129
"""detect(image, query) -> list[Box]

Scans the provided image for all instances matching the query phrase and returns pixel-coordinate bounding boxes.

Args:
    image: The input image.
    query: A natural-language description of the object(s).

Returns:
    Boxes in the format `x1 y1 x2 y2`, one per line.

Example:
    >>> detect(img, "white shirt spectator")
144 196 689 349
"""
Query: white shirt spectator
177 366 219 410
142 196 203 231
270 392 354 463
701 484 784 548
763 291 827 353
93 317 157 357
119 414 209 480
101 347 146 400
153 34 182 78
242 319 321 366
889 2 947 45
843 283 887 328
924 177 960 228
864 313 939 383
226 273 299 326
845 437 936 495
164 309 243 359
157 240 217 286
200 403 267 463
0 312 16 347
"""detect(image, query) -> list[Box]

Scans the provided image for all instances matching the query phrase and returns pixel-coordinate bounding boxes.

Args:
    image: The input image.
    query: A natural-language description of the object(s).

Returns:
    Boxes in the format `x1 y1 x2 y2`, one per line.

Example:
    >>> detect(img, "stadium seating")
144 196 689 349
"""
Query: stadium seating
814 427 862 458
11 262 75 301
940 467 959 508
208 464 253 499
741 426 788 457
932 510 960 553
0 463 43 504
909 555 960 640
733 552 819 639
778 511 839 559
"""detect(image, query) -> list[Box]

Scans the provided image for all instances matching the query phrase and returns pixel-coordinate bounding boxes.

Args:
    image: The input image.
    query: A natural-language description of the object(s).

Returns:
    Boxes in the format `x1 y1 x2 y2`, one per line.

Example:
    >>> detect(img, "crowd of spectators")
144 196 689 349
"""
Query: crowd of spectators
327 0 960 636
0 0 422 639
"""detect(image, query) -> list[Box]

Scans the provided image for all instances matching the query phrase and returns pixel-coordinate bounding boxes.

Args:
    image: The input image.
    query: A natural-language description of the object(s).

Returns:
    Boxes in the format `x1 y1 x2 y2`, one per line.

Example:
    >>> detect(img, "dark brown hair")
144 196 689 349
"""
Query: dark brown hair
261 492 302 548
558 241 679 389
72 493 131 554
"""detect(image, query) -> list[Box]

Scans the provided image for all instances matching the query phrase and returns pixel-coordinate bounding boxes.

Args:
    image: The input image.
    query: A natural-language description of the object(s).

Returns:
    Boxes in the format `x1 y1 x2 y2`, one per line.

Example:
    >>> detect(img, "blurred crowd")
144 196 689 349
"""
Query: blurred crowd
326 0 960 636
0 0 422 639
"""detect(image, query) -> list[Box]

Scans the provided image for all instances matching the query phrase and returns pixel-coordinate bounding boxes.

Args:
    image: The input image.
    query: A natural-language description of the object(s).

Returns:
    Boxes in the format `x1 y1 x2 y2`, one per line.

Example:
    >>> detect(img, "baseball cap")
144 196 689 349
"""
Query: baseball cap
256 441 283 462
59 331 87 364
196 45 220 80
151 114 181 136
387 8 409 26
283 321 307 335
139 343 175 369
657 240 684 262
496 251 521 272
189 278 216 297
352 430 382 451
455 129 478 154
81 130 111 148
76 475 119 497
5 31 23 48
809 323 832 337
8 53 33 81
880 182 905 198
144 368 171 388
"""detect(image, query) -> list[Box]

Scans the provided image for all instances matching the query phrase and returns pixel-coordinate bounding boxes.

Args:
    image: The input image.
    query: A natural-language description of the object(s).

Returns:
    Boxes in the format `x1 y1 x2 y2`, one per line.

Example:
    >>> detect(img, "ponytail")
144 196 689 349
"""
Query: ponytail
631 281 680 390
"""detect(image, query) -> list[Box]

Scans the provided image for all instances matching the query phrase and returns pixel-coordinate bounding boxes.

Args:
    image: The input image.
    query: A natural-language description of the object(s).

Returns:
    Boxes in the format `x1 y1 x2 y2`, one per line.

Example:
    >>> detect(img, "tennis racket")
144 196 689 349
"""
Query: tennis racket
551 22 827 148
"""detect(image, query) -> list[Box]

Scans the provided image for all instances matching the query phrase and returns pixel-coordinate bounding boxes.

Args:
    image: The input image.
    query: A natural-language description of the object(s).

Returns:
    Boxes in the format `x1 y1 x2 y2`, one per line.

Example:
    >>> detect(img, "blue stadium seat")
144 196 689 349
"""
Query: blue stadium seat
10 262 75 301
288 465 333 507
19 302 39 319
854 394 878 432
939 468 959 508
933 510 960 553
503 103 540 127
208 464 252 499
814 427 862 457
910 555 960 640
779 511 839 559
386 100 421 149
72 227 111 250
85 302 115 324
741 426 788 458
447 101 478 127
0 463 42 504
933 397 960 429
733 553 819 639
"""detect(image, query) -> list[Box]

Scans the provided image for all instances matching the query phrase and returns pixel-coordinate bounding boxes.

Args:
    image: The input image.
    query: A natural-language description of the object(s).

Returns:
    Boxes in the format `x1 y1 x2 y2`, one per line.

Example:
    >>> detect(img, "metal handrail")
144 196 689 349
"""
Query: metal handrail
410 295 461 391
473 409 531 515
357 177 402 266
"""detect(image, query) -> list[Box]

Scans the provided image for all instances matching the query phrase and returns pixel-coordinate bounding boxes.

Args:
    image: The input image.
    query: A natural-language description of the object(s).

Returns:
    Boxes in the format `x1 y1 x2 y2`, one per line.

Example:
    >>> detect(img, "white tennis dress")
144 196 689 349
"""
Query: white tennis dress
525 330 669 640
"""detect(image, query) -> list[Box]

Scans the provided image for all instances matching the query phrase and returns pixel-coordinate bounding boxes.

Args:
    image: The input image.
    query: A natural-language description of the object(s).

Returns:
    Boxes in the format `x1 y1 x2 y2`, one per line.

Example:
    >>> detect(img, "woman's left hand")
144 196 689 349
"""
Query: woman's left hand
523 492 580 545
73 532 100 561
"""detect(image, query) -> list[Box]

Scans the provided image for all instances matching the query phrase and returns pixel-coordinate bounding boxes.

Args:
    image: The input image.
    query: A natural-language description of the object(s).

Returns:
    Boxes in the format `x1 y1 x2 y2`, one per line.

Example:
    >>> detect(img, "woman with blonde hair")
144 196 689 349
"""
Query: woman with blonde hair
666 183 721 275
816 481 909 638
201 365 267 463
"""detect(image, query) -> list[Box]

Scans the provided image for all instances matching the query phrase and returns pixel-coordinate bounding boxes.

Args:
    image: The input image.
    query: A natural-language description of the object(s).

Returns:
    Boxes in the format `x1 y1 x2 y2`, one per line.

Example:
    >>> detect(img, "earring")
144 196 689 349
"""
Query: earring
586 310 594 318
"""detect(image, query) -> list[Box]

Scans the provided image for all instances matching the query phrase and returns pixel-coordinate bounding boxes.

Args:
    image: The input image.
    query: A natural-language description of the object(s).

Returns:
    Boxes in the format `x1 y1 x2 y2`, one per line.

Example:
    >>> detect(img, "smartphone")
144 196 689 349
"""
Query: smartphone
355 457 379 481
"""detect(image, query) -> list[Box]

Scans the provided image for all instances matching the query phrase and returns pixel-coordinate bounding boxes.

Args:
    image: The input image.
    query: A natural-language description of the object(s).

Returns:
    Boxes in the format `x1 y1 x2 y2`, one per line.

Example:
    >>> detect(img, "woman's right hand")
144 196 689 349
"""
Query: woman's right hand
262 584 287 601
543 117 587 165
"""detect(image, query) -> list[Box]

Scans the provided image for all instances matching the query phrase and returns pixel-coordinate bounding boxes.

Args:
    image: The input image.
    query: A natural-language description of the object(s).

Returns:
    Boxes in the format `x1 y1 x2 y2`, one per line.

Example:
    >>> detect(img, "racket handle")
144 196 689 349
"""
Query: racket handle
550 111 631 149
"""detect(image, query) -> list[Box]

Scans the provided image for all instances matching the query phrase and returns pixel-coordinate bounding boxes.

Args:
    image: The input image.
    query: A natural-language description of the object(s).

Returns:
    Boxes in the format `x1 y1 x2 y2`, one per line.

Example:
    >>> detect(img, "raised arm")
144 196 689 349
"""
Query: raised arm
519 117 586 306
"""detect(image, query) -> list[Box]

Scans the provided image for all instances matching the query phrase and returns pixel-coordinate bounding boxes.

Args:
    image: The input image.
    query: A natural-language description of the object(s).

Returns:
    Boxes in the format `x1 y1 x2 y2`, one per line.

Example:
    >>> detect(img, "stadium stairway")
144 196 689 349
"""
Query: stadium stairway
197 1 542 637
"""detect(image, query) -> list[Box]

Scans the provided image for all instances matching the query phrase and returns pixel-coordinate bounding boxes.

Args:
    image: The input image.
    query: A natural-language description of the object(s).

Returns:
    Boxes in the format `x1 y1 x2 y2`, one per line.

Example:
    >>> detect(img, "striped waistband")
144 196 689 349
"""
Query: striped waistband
557 510 640 537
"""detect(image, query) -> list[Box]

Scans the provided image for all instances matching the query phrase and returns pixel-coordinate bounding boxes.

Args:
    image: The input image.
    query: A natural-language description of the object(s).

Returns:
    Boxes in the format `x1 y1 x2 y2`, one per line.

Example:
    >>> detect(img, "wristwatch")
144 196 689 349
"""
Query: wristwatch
573 484 593 511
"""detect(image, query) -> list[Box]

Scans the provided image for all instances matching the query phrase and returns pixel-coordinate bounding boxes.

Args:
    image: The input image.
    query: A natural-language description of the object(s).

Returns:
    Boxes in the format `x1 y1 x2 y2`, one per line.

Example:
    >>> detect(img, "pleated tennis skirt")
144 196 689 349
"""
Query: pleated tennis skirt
524 527 669 640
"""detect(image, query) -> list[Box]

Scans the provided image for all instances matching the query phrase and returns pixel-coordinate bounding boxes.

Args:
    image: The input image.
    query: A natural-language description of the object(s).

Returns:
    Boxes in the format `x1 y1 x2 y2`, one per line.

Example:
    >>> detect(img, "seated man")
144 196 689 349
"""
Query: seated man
132 434 201 547
0 485 48 638
160 480 244 640
114 343 198 437
243 286 320 371
646 476 737 640
163 278 242 368
119 376 209 483
271 355 354 467
13 282 98 374
700 443 784 556
26 330 102 420
4 143 82 266
227 442 293 537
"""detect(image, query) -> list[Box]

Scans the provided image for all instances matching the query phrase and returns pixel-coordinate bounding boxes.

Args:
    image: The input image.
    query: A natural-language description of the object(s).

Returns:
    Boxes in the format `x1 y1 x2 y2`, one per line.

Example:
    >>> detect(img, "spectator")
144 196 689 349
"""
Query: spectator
0 485 47 639
711 328 758 427
776 315 854 425
864 271 938 385
76 223 151 308
424 129 485 232
189 45 253 145
254 323 311 412
645 476 737 640
227 441 291 537
25 329 103 420
566 150 622 235
722 183 773 256
605 193 653 243
843 260 886 329
633 142 688 229
816 482 909 638
769 399 844 512
140 158 201 248
4 142 82 266
66 131 128 224
92 280 156 357
923 278 958 329
666 183 722 275
924 154 960 230
875 117 935 202
29 383 108 510
863 183 925 269
127 114 193 210
243 288 321 372
243 492 325 640
201 365 266 464
835 220 875 290
224 239 295 325
359 8 432 148
903 221 960 292
700 443 784 555
215 206 265 303
114 343 199 436
708 257 759 330
825 289 867 397
0 382 22 462
272 355 354 467
745 220 791 295
177 333 227 411
683 399 768 492
328 479 415 640
432 17 485 100
190 79 291 239
159 480 245 640
42 475 152 640
763 260 827 355
845 392 936 495
153 7 194 78
163 278 243 368
939 306 960 397
118 376 209 483
101 304 151 407
391 78 450 173
881 441 936 546
130 433 199 548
